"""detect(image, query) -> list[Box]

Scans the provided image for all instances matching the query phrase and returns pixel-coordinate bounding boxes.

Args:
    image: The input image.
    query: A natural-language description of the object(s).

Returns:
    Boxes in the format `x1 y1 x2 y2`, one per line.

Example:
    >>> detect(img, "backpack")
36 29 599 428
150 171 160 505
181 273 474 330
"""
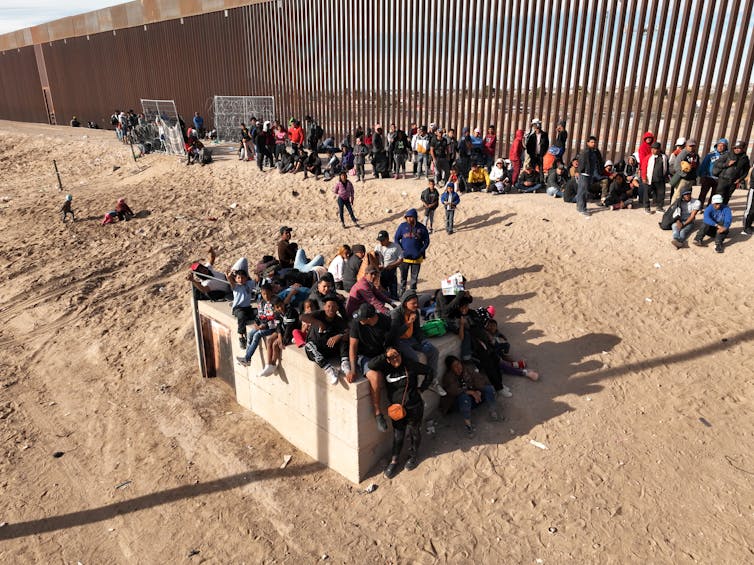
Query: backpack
659 199 682 230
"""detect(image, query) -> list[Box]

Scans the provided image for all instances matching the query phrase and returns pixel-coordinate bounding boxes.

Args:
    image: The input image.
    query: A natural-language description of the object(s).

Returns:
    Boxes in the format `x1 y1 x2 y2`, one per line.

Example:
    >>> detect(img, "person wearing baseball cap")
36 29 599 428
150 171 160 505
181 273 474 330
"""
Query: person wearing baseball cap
671 139 699 202
394 209 430 295
693 193 731 253
668 136 687 176
277 226 296 269
670 188 701 249
345 265 393 318
375 230 403 299
712 139 751 205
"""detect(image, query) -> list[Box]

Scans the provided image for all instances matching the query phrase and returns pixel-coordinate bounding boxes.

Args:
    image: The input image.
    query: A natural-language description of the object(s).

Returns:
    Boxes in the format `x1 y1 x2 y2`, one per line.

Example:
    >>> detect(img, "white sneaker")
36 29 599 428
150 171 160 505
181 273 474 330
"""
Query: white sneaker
500 385 513 398
258 364 275 377
340 358 351 374
325 366 339 385
428 382 447 397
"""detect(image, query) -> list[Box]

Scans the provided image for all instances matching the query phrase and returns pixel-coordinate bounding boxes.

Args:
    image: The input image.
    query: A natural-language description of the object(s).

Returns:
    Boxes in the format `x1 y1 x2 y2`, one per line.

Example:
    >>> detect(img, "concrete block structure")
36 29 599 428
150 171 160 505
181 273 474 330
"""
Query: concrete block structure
193 298 459 484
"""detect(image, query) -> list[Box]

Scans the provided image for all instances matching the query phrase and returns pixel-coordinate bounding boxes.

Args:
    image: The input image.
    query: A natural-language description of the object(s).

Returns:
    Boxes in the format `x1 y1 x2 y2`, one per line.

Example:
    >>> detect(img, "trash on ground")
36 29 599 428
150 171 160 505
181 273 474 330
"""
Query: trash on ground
280 455 292 469
529 440 548 450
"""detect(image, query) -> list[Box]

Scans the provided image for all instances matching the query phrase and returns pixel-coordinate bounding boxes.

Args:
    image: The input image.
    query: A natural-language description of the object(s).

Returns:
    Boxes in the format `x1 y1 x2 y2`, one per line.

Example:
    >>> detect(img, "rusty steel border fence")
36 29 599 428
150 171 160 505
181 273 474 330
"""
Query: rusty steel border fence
0 0 753 160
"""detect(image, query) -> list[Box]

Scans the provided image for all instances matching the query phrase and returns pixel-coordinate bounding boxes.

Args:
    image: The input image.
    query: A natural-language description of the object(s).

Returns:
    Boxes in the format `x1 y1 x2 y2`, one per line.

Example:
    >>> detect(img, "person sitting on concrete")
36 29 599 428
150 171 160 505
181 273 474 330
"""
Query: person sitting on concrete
346 303 396 432
670 189 701 248
301 296 350 385
115 197 134 221
516 163 543 193
345 266 393 317
342 244 366 291
693 194 732 253
226 258 258 348
367 346 433 478
236 287 279 370
187 246 230 301
327 244 351 290
390 290 445 396
441 355 499 436
258 296 301 377
310 273 347 318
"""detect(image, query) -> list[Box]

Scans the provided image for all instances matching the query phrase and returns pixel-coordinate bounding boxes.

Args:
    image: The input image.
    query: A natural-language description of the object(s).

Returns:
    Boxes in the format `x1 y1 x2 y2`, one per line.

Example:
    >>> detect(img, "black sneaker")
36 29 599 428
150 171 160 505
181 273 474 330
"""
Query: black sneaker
239 335 247 349
465 423 476 437
692 239 703 247
383 461 399 479
715 245 724 253
404 457 418 471
375 414 388 433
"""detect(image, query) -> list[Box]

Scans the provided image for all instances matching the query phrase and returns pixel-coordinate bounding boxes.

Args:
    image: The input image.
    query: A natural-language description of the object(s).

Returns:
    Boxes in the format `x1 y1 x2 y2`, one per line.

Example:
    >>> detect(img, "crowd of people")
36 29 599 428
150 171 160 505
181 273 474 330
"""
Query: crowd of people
189 221 539 479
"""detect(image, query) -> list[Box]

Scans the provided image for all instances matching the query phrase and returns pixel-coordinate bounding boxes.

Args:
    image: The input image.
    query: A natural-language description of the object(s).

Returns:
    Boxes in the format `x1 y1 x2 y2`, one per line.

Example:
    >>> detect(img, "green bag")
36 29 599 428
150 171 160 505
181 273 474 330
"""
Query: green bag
421 319 447 337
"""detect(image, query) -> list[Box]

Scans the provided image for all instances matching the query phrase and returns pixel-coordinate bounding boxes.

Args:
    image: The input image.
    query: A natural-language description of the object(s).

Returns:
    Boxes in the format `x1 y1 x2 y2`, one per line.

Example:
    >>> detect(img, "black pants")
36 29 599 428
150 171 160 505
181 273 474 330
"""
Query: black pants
716 178 736 205
232 306 256 336
391 401 423 458
304 339 348 368
695 224 728 246
743 189 754 231
380 268 399 300
257 146 275 171
434 158 450 184
698 177 717 208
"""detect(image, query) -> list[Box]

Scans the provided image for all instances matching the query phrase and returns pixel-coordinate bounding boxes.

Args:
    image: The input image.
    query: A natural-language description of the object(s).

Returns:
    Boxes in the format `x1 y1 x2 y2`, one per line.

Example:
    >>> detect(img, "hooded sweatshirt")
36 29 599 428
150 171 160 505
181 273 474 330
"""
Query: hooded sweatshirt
712 150 751 182
394 210 430 263
637 131 654 180
509 129 525 162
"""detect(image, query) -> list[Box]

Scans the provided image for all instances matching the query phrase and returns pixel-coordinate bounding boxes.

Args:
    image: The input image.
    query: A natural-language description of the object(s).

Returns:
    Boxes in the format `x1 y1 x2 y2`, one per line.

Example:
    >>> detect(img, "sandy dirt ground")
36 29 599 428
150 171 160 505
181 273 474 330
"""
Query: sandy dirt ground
0 120 752 564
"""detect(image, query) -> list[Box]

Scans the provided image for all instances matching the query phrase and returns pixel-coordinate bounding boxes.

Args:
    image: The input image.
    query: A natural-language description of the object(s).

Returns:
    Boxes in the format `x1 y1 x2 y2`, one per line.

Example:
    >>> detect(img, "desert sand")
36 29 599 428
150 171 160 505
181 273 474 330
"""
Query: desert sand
0 120 752 564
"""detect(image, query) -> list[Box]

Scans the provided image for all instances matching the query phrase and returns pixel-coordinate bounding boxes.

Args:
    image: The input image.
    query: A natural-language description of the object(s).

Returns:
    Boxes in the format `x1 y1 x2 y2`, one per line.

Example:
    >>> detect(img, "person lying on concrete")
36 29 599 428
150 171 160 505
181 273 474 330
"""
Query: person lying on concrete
441 355 499 437
187 246 230 301
368 346 433 479
301 296 350 385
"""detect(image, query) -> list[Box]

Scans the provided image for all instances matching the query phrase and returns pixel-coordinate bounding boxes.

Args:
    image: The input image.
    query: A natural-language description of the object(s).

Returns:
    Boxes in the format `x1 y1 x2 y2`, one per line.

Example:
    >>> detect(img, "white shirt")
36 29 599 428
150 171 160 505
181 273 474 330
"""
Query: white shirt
374 242 403 267
328 255 345 282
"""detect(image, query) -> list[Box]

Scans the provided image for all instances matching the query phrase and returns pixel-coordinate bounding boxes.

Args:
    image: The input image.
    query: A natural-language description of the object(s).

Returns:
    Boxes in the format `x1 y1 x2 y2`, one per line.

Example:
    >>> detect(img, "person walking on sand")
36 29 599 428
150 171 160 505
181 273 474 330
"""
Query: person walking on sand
333 171 360 228
61 194 74 223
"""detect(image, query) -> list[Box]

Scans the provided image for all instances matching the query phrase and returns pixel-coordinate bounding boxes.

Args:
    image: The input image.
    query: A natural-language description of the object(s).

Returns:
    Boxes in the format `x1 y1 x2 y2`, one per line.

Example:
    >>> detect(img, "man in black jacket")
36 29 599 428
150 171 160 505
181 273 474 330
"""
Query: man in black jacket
301 297 349 385
712 140 750 205
576 136 605 217
525 119 549 170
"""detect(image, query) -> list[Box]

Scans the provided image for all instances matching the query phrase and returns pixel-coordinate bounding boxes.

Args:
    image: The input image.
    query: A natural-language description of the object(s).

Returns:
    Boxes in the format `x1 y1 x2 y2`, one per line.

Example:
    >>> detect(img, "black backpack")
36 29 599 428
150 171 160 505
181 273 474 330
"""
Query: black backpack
659 199 682 230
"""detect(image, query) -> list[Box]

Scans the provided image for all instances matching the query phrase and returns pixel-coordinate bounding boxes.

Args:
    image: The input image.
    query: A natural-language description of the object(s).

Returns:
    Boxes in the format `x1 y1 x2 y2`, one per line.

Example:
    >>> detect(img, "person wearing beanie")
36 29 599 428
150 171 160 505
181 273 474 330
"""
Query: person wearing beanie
669 189 701 248
394 208 430 295
698 138 729 207
60 194 74 223
693 194 732 253
712 139 750 205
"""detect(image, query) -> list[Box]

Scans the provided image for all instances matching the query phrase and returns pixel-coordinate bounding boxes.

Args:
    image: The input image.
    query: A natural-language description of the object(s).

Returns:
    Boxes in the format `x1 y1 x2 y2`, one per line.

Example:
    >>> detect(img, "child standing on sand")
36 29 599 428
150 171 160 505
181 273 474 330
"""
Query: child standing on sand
61 194 74 223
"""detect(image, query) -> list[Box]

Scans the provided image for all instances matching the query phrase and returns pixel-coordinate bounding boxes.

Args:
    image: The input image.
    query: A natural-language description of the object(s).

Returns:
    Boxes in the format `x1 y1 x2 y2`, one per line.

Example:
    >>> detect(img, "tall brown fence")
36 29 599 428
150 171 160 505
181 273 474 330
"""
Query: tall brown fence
0 0 753 159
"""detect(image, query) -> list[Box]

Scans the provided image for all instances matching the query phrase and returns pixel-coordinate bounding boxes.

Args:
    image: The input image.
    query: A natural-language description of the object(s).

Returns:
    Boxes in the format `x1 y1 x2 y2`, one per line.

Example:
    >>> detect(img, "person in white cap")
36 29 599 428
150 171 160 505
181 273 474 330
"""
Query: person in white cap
693 194 731 253
668 136 686 176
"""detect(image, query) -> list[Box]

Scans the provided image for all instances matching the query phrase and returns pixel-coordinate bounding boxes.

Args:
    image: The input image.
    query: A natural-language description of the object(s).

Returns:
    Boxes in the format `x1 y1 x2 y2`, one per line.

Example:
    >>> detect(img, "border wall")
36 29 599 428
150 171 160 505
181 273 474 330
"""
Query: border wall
0 0 753 160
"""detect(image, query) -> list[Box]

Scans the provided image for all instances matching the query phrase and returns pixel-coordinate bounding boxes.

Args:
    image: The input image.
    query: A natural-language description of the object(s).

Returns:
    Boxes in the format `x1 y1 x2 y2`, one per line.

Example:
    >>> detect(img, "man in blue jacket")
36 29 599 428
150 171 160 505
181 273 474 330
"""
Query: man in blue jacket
693 194 732 253
394 208 430 295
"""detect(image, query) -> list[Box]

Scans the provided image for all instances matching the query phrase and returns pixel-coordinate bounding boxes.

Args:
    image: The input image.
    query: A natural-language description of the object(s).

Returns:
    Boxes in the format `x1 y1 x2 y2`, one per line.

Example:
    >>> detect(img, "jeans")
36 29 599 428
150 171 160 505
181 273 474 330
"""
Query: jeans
397 338 439 378
445 208 456 233
337 197 358 224
294 248 325 272
672 221 695 242
414 153 430 178
393 153 407 176
546 186 563 198
576 174 590 213
398 262 421 293
455 385 496 420
519 182 542 193
244 327 274 361
424 208 436 231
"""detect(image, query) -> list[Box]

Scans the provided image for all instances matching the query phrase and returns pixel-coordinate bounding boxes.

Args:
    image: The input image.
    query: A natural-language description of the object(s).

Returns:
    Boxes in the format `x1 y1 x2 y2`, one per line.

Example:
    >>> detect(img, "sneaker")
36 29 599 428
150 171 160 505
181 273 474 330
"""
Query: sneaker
715 244 724 253
375 413 388 433
428 381 447 397
340 358 351 374
671 239 683 249
325 366 339 385
239 335 247 349
404 457 418 471
489 410 501 421
383 461 399 479
500 385 513 398
524 369 540 381
644 208 652 214
692 238 703 246
465 423 476 437
258 364 276 377
512 360 527 369
236 356 250 367
741 229 752 236
580 211 591 218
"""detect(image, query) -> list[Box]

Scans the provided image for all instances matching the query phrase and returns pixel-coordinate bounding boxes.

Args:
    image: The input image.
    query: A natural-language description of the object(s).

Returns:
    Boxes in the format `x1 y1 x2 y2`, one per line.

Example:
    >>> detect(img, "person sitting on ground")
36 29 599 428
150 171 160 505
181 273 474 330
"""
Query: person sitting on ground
187 246 230 301
186 138 206 165
466 162 490 192
488 158 511 194
597 160 618 205
546 163 568 197
303 151 322 179
481 313 539 384
390 290 444 396
375 231 403 300
70 116 80 128
441 355 500 436
368 346 433 478
61 194 74 223
516 163 544 193
669 189 701 249
226 258 258 348
693 194 732 253
342 244 366 291
236 287 278 370
327 245 351 290
115 197 134 221
301 296 350 385
345 265 393 317
346 303 396 433
542 145 563 175
101 210 119 225
322 152 341 181
604 173 636 209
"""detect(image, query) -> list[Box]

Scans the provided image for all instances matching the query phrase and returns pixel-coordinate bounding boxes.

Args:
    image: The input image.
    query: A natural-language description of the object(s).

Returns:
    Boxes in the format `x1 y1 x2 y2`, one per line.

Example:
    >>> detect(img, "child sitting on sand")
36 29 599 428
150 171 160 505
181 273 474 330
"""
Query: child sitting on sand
61 194 74 223
116 198 134 221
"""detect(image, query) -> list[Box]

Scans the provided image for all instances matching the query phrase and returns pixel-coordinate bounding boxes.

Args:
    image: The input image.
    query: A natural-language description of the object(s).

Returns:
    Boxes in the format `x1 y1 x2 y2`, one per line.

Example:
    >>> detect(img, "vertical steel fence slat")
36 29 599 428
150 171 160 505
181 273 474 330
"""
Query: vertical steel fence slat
620 0 650 160
573 0 599 157
727 2 754 145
